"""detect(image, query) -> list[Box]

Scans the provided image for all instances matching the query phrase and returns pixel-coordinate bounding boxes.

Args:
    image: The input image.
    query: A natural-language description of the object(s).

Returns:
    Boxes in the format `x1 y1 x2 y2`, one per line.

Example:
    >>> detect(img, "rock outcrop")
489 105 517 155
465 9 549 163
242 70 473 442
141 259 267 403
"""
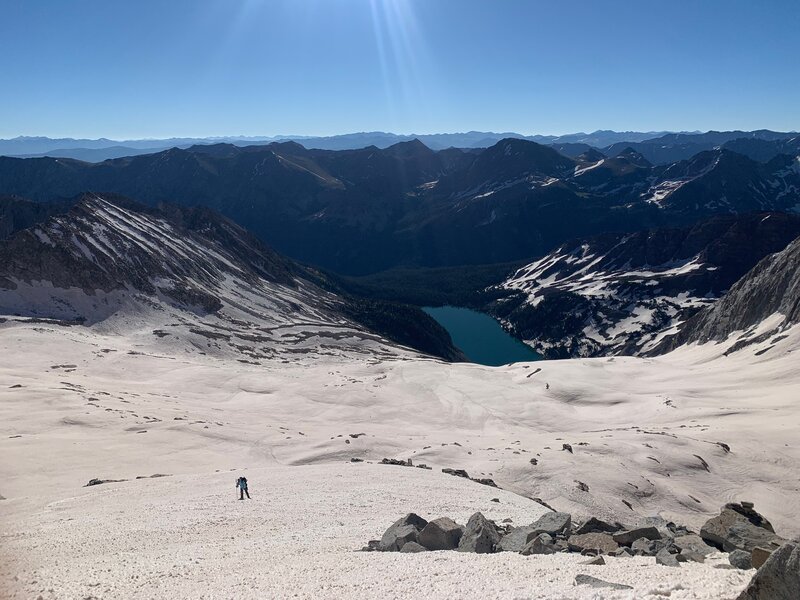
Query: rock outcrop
654 233 800 353
736 538 800 600
457 512 500 554
418 517 464 551
378 513 428 551
701 503 785 553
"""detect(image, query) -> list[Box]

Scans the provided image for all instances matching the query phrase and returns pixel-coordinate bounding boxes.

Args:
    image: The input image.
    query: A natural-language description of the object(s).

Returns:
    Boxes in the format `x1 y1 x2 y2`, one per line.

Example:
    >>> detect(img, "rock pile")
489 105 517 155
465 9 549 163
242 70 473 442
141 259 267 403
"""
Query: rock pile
364 500 790 576
700 501 786 569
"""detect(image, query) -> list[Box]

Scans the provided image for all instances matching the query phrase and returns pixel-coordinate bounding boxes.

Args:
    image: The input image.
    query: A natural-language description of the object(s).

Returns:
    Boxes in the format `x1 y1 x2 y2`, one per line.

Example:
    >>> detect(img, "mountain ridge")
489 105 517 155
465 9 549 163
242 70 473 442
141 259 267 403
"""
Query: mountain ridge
1 137 799 275
0 194 463 361
490 212 800 358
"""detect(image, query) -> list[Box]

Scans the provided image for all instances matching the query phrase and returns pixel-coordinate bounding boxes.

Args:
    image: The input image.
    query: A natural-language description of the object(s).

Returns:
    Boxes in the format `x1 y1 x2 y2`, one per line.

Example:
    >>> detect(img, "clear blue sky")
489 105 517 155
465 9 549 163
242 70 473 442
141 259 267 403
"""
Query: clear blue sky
1 0 798 139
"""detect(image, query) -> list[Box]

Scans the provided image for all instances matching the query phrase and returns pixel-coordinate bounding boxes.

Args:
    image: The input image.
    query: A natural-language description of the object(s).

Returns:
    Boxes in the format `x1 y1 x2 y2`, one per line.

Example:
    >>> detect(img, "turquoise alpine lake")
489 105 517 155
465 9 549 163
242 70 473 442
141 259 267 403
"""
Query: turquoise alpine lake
423 306 541 366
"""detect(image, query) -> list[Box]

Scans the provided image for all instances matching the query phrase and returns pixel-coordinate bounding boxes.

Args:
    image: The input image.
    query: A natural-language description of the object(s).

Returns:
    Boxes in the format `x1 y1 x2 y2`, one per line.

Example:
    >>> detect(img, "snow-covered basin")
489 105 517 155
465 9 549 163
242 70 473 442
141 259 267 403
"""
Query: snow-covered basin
2 319 799 598
1 464 749 600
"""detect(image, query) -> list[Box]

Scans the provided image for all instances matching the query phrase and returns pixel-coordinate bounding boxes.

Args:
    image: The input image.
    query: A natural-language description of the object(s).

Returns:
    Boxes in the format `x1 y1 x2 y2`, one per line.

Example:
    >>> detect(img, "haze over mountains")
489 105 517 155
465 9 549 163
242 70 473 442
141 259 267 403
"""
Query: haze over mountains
3 128 797 163
0 130 680 160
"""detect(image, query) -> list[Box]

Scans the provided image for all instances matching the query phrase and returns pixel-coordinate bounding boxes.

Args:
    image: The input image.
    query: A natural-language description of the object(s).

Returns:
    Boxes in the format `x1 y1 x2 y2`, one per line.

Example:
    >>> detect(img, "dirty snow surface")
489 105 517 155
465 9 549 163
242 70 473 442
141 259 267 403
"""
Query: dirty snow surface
2 319 799 598
2 465 750 600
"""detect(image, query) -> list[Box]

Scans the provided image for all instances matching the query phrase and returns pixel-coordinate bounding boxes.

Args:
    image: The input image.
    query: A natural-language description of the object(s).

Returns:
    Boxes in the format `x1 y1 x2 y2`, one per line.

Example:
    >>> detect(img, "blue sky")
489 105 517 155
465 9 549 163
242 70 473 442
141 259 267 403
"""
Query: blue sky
1 0 798 138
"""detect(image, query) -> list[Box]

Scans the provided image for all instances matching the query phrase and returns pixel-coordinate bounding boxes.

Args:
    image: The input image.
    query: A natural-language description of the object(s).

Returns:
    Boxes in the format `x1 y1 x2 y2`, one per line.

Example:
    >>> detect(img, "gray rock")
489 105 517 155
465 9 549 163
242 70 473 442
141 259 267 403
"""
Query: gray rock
736 538 800 600
441 468 469 478
581 555 606 565
730 549 754 569
418 517 464 551
673 533 716 556
380 524 418 552
521 533 555 556
399 541 427 553
730 502 775 532
575 517 622 535
613 526 661 546
84 477 126 487
631 537 670 556
361 540 381 552
574 574 632 590
532 511 572 536
680 550 706 563
497 526 536 552
656 548 681 567
609 547 634 557
701 505 785 553
457 512 500 554
553 539 569 553
568 533 619 554
379 513 428 551
751 547 773 569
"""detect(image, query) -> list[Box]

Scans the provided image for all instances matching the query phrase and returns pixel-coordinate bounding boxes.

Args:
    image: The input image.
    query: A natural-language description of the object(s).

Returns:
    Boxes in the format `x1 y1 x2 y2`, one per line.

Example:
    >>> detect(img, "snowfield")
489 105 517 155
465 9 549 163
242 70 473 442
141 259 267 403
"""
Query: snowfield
2 315 799 598
1 464 751 600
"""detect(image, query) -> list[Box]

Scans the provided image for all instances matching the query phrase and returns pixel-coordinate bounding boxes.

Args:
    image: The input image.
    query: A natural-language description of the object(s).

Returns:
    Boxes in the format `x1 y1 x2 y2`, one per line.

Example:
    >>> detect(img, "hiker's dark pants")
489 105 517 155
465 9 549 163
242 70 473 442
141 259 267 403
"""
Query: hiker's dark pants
240 487 250 499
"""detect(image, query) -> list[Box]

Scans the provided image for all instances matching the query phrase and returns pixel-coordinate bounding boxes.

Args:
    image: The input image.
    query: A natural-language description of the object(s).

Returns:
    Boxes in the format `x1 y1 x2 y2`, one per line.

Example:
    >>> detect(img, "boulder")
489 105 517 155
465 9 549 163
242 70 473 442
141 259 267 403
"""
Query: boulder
680 550 706 563
457 512 500 554
609 547 634 558
751 547 773 569
567 533 619 554
520 533 555 556
379 524 418 552
613 526 661 546
730 549 753 570
656 548 680 567
574 574 632 590
361 540 381 552
701 505 785 553
631 537 672 556
581 555 606 565
497 526 536 552
673 533 716 556
399 541 427 553
379 513 428 551
471 477 498 488
736 538 800 600
531 511 572 536
441 468 469 478
418 517 464 551
575 517 622 535
729 502 775 532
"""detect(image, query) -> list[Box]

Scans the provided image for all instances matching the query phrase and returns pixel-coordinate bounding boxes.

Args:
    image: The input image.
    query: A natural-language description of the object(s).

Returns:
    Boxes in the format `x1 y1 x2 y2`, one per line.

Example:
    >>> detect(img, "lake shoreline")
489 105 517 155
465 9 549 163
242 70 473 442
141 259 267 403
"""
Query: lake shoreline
423 306 541 366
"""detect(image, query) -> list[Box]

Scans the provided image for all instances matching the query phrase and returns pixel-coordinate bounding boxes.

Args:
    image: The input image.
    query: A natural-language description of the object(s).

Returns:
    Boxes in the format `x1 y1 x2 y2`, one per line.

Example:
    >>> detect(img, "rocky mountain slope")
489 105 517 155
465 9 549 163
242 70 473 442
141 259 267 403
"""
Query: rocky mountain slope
653 231 800 354
0 194 462 361
603 130 799 165
0 195 73 240
1 138 799 274
489 213 800 358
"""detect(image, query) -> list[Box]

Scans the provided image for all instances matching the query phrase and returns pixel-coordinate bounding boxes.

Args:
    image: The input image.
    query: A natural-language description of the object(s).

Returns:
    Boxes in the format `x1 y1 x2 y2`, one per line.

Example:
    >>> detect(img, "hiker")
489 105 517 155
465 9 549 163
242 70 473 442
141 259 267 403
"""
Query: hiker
236 476 250 500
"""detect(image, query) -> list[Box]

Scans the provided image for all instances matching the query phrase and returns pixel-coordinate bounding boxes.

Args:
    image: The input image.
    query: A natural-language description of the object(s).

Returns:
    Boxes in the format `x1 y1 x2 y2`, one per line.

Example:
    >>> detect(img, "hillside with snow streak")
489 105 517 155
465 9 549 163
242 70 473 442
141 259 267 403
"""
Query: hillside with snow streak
492 213 800 357
0 194 445 362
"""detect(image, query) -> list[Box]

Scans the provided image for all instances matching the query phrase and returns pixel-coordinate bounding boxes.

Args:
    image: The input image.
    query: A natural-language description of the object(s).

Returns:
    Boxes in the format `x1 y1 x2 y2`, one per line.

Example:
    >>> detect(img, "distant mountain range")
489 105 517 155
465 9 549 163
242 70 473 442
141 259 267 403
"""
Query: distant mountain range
0 130 697 161
2 129 797 165
1 136 798 275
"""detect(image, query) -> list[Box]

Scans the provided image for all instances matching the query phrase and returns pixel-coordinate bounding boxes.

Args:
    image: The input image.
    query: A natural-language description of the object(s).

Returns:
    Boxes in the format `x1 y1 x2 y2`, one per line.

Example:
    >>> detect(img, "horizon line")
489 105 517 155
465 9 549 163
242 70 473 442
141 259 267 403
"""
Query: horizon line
4 128 800 143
